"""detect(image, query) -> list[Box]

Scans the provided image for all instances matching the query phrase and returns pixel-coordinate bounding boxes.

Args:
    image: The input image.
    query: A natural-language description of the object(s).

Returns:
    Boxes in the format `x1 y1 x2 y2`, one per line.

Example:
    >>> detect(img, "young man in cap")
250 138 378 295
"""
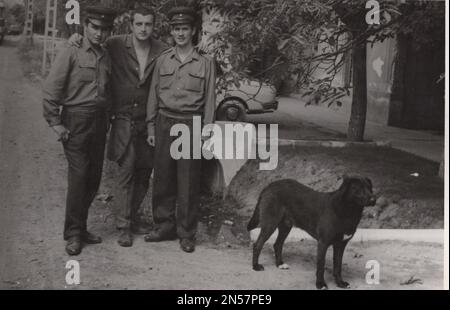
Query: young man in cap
42 6 116 256
68 7 168 247
145 7 216 253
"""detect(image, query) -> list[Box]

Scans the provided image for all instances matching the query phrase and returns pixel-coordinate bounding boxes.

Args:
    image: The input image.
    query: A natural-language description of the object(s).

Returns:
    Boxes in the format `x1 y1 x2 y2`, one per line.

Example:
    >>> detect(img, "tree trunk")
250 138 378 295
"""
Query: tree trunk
388 33 407 127
347 38 368 141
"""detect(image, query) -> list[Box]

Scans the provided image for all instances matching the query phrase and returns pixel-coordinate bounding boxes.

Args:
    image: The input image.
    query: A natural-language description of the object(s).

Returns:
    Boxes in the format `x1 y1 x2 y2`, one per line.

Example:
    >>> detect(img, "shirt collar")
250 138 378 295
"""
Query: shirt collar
82 37 93 52
191 48 200 61
82 37 106 57
169 46 200 62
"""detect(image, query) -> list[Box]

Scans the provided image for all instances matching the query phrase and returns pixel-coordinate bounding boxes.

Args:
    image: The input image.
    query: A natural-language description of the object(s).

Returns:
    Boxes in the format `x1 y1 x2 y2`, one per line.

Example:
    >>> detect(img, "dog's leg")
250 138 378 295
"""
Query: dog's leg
274 220 292 270
333 240 350 289
315 241 329 290
253 225 277 271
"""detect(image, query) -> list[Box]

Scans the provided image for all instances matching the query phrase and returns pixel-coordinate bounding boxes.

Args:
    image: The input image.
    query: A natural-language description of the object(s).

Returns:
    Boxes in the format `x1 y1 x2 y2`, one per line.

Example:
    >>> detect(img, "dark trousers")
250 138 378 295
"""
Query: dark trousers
61 108 107 240
152 113 202 239
115 130 154 229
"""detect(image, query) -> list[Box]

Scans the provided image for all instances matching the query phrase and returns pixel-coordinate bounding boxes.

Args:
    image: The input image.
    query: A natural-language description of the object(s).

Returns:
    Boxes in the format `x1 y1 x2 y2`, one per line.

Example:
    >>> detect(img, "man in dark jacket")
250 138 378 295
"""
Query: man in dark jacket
106 8 167 247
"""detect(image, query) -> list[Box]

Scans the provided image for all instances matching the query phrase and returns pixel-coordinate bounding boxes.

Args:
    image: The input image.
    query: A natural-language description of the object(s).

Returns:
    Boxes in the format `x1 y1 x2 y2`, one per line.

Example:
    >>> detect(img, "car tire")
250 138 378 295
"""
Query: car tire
216 100 247 122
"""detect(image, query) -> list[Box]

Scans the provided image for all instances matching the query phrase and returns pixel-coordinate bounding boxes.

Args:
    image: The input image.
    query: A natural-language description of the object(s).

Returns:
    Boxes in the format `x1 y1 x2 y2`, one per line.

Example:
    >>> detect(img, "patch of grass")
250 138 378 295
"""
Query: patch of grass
400 276 423 286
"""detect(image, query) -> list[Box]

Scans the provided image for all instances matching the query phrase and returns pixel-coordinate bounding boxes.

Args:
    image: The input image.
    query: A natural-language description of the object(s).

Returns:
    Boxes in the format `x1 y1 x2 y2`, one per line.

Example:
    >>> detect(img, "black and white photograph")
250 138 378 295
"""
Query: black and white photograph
0 0 448 294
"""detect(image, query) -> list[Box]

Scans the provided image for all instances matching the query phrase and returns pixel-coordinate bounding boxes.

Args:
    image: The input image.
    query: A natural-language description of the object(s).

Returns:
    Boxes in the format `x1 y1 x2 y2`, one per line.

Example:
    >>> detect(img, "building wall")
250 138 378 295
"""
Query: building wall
398 35 445 130
310 37 396 125
314 35 444 131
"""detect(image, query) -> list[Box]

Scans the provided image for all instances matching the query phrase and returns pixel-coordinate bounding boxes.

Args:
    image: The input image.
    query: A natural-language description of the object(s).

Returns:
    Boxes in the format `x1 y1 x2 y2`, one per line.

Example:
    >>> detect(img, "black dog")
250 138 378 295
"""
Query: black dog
247 176 377 289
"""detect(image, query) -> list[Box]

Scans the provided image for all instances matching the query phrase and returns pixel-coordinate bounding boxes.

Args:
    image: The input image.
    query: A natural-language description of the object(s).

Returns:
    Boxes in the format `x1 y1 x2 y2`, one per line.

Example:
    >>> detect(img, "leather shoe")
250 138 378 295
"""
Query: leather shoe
82 231 102 244
117 228 133 247
144 230 177 242
180 238 195 253
66 236 82 256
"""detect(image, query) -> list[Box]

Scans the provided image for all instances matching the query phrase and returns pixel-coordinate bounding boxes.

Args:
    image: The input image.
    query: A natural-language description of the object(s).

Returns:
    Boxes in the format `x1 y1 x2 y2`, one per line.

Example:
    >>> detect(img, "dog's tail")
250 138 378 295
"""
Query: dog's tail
247 196 261 231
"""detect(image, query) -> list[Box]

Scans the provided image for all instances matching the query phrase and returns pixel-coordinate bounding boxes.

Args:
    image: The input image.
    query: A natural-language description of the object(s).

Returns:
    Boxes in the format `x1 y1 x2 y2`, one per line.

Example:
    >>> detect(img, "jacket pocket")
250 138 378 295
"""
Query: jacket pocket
185 71 205 92
77 57 96 82
159 67 175 90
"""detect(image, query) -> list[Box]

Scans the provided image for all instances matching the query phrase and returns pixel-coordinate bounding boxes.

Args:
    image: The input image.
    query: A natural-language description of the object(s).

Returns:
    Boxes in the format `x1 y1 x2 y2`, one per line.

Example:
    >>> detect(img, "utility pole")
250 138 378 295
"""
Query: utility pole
41 0 58 75
23 0 34 44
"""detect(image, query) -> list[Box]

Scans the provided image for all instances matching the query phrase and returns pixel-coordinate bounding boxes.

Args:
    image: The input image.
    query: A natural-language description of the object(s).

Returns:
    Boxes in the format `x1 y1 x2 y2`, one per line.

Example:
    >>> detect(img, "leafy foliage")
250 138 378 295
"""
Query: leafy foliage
198 0 409 104
8 3 25 25
34 0 444 102
32 0 444 139
102 0 444 125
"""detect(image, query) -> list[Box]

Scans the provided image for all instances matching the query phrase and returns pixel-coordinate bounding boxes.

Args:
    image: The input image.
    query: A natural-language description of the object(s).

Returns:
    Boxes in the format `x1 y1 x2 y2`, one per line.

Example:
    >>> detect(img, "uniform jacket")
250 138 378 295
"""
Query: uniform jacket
146 47 216 137
43 38 111 126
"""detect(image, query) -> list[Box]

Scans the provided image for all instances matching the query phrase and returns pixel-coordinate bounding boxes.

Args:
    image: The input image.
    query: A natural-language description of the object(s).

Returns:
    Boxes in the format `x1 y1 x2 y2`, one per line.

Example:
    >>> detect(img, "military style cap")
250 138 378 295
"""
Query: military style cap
85 6 117 28
168 6 197 26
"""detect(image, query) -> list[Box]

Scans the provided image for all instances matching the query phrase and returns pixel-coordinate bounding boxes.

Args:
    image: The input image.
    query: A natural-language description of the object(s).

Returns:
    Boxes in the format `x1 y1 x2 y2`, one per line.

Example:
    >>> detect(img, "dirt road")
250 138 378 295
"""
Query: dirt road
0 38 445 290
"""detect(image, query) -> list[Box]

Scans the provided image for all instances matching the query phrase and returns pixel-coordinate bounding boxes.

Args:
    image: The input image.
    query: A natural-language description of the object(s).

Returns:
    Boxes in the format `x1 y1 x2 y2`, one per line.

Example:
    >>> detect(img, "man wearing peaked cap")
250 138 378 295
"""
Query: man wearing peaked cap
167 6 197 26
145 6 216 253
81 6 116 47
85 6 117 29
42 5 116 256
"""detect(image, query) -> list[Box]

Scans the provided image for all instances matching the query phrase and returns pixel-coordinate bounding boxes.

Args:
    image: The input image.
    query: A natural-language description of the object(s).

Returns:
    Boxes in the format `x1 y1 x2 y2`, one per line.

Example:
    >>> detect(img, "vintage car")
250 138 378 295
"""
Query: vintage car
216 79 279 122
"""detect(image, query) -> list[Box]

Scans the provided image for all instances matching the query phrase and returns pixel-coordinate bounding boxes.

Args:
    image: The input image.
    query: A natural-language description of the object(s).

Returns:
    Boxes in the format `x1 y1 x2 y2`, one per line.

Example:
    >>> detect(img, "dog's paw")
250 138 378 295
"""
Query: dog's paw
316 282 328 290
253 264 265 271
336 281 350 289
277 263 290 270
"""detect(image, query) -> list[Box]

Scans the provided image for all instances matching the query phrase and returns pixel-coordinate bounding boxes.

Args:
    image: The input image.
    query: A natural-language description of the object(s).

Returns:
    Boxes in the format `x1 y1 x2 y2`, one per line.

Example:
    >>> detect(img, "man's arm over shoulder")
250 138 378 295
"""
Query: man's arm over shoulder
42 47 75 127
104 34 127 52
154 39 170 56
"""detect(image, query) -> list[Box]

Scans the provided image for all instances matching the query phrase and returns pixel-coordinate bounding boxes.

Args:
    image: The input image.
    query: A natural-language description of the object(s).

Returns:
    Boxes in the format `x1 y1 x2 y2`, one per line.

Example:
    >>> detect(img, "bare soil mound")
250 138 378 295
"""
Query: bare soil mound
224 145 444 232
